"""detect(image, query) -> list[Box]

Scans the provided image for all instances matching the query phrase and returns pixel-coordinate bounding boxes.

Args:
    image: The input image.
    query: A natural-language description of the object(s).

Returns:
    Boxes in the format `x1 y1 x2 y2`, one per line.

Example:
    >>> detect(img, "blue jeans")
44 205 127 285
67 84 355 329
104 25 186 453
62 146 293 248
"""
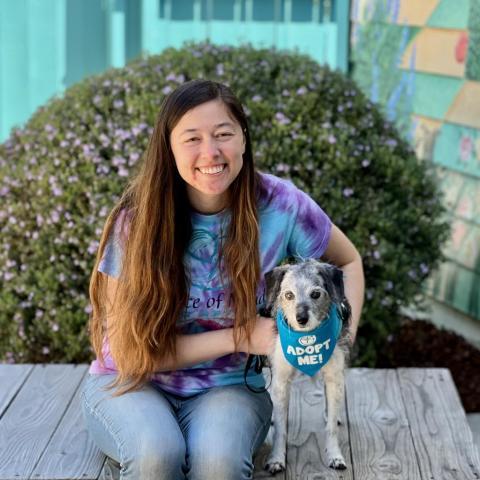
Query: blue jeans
81 373 273 479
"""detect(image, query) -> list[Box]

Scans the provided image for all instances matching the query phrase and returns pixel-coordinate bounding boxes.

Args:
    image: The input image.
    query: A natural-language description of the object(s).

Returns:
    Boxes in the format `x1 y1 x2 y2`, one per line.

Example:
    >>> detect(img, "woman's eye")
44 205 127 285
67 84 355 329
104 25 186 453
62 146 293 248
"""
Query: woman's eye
186 137 199 143
285 291 295 300
310 291 321 299
217 132 233 139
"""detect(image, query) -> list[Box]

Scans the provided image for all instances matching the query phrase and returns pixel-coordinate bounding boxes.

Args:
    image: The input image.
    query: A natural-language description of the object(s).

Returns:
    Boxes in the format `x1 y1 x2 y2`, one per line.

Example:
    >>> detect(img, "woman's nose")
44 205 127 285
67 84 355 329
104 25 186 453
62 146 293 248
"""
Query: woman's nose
200 138 220 159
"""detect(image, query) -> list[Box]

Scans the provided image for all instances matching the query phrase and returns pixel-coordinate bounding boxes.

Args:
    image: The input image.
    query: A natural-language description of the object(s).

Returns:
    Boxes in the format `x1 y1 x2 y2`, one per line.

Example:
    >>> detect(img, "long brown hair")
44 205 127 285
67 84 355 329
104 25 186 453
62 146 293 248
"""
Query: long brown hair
88 80 261 396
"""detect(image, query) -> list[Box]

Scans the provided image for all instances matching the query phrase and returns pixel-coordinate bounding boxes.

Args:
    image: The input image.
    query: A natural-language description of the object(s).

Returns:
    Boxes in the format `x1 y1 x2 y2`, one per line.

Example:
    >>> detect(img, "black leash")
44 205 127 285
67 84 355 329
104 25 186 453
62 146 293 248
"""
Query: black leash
243 354 272 393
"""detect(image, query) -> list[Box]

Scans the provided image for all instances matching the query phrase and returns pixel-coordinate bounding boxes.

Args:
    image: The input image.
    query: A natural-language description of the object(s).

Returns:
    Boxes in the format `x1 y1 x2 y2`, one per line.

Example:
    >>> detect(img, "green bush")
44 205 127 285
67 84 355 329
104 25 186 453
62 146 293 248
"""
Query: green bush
0 42 449 366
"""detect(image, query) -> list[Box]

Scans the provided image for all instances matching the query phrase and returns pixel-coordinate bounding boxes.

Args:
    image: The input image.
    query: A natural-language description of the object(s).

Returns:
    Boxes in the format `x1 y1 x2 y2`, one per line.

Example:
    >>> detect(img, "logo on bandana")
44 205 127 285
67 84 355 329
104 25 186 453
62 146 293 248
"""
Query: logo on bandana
276 304 342 376
299 335 316 346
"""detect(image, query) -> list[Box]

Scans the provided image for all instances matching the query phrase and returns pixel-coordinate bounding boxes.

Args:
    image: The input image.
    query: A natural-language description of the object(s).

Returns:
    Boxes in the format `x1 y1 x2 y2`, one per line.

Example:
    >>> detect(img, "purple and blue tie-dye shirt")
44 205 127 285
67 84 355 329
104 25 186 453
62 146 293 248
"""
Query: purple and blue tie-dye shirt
89 172 332 396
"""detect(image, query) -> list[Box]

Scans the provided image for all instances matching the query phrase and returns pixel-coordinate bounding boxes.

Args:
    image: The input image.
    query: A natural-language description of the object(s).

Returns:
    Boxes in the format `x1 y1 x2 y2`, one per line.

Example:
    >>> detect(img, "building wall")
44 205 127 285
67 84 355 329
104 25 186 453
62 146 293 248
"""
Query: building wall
350 0 480 336
0 0 349 141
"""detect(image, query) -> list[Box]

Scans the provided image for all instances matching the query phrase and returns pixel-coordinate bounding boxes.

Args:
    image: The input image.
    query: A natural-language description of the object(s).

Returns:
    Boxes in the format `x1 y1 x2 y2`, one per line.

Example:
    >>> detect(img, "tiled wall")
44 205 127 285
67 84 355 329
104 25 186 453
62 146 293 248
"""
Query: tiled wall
350 0 479 320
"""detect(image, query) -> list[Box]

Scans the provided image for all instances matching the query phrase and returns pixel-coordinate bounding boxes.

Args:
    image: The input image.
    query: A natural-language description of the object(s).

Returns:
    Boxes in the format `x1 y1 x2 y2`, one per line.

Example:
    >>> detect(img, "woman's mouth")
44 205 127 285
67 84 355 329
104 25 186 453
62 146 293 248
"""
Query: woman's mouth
197 164 226 175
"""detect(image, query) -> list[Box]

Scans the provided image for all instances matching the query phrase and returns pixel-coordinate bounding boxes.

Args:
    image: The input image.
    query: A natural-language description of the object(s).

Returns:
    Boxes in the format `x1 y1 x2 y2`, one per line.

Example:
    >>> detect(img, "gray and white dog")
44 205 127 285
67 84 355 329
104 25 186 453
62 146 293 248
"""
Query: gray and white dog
262 258 352 473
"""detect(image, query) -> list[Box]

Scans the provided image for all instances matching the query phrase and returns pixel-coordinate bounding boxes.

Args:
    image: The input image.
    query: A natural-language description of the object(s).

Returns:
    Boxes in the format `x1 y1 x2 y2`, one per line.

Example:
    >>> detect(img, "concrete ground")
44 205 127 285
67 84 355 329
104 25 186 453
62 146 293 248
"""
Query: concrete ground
467 413 480 455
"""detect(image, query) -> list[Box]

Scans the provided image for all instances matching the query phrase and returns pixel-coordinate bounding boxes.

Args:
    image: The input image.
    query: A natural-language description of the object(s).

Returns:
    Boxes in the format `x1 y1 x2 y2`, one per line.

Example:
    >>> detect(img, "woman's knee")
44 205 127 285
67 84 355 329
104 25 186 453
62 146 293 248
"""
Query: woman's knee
187 448 255 480
122 440 186 479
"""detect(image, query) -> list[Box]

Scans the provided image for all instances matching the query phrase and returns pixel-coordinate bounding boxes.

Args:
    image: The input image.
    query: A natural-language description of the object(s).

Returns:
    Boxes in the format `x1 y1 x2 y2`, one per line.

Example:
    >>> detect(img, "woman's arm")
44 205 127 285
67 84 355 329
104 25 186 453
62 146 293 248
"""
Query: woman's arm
104 275 276 372
322 224 365 345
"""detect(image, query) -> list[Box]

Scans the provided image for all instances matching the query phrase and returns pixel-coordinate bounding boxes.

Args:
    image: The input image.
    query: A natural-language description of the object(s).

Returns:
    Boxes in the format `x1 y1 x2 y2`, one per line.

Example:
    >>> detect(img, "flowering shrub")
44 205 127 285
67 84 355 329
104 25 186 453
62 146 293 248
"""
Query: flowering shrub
0 43 449 365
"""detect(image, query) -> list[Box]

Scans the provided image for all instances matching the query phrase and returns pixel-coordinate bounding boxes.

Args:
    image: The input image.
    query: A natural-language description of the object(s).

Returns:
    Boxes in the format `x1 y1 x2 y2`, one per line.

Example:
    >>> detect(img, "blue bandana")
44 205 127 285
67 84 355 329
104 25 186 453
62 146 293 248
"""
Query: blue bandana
276 303 342 376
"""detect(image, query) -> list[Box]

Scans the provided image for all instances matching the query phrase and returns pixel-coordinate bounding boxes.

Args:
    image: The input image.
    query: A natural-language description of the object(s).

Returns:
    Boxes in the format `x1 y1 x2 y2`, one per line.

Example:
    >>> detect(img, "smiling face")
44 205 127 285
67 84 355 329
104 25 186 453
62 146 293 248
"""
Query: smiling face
170 99 246 214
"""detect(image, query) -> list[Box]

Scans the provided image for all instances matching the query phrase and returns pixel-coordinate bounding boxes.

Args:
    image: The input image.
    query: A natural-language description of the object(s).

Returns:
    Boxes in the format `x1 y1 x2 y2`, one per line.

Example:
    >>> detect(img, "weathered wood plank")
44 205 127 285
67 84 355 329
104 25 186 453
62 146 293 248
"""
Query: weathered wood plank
0 364 86 480
286 373 352 479
345 368 421 480
30 366 106 480
0 364 33 417
398 368 480 480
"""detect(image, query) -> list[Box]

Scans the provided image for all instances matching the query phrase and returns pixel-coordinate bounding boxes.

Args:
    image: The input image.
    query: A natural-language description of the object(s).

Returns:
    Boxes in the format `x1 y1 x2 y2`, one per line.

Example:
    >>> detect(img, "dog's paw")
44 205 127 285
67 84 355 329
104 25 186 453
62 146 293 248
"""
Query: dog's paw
264 460 286 474
328 455 347 470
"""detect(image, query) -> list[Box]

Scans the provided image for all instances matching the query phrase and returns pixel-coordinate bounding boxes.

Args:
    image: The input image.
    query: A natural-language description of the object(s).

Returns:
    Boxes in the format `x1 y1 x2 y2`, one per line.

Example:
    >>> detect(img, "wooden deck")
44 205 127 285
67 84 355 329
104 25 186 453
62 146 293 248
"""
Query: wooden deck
0 365 479 479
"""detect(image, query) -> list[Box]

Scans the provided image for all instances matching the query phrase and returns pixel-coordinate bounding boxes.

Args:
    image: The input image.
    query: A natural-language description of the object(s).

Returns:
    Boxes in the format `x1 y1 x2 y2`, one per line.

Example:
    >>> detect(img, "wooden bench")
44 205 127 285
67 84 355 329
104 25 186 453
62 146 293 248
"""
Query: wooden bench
1 365 479 479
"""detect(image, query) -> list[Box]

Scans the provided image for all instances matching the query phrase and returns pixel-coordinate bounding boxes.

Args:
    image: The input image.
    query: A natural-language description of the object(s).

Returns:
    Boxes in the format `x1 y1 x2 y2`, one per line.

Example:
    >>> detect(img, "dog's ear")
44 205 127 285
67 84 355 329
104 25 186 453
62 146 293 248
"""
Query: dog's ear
261 265 289 317
319 264 345 304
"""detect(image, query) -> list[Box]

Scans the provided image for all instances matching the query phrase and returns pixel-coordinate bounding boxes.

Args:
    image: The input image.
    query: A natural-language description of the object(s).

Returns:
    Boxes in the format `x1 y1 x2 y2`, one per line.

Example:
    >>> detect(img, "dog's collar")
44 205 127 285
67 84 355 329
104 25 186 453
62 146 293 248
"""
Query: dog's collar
276 303 342 376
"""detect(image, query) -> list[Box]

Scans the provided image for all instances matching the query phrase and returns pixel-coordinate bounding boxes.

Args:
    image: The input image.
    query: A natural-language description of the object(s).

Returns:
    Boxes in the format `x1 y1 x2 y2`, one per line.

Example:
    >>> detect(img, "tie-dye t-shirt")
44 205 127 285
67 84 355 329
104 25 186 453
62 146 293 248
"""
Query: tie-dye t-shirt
89 172 332 396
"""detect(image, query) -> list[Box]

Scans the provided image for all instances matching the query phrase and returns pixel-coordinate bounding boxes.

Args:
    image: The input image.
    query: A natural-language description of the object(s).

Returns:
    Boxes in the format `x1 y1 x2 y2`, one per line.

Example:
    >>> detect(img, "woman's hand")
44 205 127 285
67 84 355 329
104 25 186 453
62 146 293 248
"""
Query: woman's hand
238 315 277 356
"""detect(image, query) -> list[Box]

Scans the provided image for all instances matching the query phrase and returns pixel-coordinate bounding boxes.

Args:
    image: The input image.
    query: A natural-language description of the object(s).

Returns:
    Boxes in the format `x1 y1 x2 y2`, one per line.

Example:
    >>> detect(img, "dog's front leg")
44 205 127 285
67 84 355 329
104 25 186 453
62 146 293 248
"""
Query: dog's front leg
322 350 347 470
264 347 293 474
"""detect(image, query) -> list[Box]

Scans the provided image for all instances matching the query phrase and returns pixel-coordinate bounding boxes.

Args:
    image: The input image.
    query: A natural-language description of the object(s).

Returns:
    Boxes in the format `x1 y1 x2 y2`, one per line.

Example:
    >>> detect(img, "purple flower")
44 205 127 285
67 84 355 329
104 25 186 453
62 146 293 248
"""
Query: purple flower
118 165 129 177
51 211 60 223
4 271 14 281
129 152 140 164
88 240 99 255
216 63 225 76
52 186 63 196
327 135 337 144
342 188 354 197
370 235 378 245
252 94 262 102
84 304 93 314
112 156 126 166
362 159 370 167
113 99 124 109
373 250 381 259
276 163 290 173
420 263 429 274
162 85 173 95
296 87 307 95
275 112 291 125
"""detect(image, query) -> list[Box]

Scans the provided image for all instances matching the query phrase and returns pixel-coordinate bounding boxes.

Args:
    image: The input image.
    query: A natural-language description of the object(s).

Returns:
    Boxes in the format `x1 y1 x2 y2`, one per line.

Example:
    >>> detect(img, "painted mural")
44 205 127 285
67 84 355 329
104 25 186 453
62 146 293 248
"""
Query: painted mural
351 0 480 320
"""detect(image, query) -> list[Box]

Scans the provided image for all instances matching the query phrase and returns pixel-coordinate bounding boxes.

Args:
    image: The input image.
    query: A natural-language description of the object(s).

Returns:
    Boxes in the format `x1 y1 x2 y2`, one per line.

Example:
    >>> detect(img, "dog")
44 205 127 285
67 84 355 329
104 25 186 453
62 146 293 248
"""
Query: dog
261 258 352 473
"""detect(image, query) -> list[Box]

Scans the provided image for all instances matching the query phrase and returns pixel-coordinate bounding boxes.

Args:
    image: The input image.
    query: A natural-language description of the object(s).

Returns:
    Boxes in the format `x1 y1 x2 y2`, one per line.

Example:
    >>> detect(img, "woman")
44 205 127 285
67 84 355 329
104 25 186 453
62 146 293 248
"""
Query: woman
81 79 364 479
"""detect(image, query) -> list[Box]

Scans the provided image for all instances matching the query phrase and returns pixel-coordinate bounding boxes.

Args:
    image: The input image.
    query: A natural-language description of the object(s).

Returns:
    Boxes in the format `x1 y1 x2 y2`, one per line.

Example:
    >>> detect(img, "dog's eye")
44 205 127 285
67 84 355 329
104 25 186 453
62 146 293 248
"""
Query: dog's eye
285 291 295 300
310 290 321 299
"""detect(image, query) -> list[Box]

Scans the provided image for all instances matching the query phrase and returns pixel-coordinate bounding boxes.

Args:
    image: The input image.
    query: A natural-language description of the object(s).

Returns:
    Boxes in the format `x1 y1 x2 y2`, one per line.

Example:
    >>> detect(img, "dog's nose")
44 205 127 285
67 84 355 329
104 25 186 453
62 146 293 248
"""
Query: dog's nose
297 314 309 325
297 305 309 325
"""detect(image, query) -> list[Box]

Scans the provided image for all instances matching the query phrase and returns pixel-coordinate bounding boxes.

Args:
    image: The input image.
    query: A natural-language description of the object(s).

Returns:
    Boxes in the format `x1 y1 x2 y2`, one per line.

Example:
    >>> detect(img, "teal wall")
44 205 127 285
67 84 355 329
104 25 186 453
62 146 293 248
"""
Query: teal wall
0 0 350 141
